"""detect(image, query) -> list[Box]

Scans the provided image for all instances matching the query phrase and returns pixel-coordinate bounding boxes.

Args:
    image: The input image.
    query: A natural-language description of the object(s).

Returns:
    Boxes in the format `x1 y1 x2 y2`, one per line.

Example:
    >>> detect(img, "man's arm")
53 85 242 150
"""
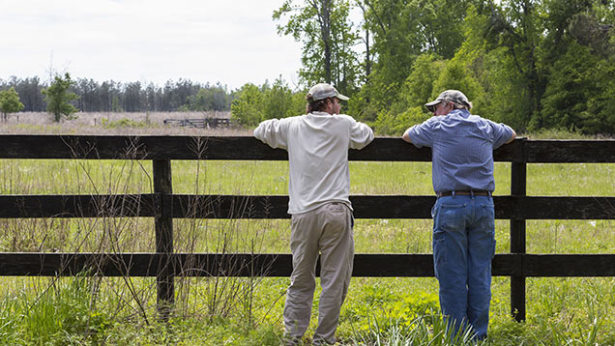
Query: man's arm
349 120 374 149
402 128 412 143
401 120 434 148
254 118 289 149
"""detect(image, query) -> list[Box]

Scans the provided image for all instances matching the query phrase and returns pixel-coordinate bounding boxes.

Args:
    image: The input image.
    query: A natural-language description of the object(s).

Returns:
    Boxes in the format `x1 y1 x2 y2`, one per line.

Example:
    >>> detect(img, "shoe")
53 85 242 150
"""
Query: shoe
312 336 334 345
283 335 302 346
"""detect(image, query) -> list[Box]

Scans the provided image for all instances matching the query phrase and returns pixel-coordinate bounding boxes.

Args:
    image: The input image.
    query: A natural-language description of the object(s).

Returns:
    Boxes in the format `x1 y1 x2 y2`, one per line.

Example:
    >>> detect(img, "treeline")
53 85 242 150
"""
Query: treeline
0 77 232 113
267 0 615 135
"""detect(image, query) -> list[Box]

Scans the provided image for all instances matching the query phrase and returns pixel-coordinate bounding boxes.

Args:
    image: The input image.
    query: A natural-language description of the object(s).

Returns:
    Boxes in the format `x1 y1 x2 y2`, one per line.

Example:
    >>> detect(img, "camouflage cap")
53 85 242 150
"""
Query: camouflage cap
425 90 472 112
307 83 349 101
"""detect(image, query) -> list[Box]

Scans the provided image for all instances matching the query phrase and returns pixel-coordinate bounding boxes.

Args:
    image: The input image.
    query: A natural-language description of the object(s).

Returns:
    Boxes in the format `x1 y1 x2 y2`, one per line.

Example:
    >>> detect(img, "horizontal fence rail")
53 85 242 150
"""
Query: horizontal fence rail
2 253 615 277
1 135 615 321
1 195 614 220
0 134 614 162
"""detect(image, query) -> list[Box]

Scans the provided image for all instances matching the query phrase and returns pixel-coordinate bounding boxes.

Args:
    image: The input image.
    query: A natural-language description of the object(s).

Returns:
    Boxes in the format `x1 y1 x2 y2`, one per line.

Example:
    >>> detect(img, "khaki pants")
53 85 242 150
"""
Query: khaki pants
283 202 354 344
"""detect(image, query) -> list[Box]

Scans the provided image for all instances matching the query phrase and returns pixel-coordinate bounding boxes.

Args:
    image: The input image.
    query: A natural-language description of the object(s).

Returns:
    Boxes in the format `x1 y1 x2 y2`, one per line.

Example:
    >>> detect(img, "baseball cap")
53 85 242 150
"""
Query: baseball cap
307 83 349 101
425 90 472 112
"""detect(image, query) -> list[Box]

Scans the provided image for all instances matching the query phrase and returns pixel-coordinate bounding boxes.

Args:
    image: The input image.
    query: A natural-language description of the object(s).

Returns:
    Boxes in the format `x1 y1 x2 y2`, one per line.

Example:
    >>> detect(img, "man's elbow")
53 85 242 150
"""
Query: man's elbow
505 130 517 144
402 131 412 143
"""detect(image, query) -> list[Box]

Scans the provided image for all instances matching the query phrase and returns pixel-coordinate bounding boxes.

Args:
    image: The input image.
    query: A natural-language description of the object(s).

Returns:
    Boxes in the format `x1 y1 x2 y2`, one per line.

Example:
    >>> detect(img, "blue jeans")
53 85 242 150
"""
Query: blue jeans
432 195 495 339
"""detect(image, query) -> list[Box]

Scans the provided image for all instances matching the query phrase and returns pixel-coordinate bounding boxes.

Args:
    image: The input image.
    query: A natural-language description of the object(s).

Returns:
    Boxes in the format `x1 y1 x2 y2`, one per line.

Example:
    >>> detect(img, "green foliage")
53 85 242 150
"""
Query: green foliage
0 87 24 121
535 41 603 133
262 79 304 119
587 59 615 133
373 106 430 136
432 60 485 109
344 283 477 344
188 84 231 111
274 0 360 94
400 54 444 111
357 0 472 114
42 73 79 122
231 83 265 126
232 0 615 134
21 275 112 344
231 80 306 127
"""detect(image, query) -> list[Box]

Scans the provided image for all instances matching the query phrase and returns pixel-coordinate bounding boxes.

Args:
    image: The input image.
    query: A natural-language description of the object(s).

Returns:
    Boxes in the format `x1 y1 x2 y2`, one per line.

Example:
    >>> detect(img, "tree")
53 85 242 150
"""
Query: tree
230 84 265 126
399 53 444 110
350 0 474 120
42 73 79 122
274 0 361 94
0 87 24 121
431 60 486 114
123 81 143 112
537 41 615 134
263 79 305 119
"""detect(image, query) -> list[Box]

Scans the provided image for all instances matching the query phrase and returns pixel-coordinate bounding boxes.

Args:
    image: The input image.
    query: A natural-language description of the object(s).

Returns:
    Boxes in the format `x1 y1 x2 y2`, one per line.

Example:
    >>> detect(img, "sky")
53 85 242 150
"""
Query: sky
0 0 304 90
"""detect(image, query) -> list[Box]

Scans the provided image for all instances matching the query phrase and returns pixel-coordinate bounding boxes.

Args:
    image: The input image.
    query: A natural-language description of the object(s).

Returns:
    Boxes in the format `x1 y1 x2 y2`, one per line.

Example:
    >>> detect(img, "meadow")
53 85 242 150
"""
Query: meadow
0 118 615 344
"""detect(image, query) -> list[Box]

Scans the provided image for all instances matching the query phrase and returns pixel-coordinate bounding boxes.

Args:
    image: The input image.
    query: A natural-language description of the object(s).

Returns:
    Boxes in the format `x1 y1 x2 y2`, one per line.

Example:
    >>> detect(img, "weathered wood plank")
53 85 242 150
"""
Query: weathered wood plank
153 160 174 315
1 253 613 277
494 196 615 220
526 140 615 163
523 254 615 276
2 136 615 162
1 195 614 219
510 160 527 321
0 135 522 162
0 194 157 218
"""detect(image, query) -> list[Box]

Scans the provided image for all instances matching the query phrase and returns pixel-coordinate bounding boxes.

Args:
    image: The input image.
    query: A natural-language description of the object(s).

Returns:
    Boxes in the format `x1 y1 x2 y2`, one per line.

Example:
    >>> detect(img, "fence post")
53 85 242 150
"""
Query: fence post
510 139 527 321
153 160 174 319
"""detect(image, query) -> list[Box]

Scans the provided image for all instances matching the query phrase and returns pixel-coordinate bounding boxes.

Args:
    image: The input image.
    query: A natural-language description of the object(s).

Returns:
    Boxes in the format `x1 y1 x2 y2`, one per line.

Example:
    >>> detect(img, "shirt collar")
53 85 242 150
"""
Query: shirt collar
449 109 470 118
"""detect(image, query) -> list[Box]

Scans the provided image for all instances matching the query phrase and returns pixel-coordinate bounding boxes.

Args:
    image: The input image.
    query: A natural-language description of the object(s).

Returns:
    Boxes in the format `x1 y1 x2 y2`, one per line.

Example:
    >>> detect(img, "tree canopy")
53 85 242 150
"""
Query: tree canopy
42 73 79 122
272 0 615 135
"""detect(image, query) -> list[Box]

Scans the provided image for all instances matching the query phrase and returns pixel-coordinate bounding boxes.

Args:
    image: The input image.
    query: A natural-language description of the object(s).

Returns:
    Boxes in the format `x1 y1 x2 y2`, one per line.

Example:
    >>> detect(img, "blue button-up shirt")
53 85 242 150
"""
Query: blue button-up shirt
406 109 514 193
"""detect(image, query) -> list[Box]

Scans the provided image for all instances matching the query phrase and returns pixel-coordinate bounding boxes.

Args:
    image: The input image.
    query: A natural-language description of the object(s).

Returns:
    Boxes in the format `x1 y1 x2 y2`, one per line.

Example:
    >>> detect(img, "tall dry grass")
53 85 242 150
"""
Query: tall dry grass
0 111 253 135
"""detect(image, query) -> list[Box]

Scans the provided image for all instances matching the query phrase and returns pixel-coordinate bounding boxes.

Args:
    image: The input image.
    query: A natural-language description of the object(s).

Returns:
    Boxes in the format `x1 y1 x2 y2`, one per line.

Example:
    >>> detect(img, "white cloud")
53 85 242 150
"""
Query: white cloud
0 0 302 89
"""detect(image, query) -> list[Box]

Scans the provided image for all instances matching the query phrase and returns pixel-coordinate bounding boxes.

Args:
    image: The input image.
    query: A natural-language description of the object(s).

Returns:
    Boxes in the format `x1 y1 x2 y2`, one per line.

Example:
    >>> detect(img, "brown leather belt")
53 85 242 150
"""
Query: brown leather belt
437 190 490 197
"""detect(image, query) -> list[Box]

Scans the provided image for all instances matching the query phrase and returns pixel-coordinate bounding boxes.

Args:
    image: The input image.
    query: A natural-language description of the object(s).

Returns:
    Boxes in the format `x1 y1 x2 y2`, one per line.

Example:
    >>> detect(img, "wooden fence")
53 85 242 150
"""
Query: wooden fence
1 134 615 321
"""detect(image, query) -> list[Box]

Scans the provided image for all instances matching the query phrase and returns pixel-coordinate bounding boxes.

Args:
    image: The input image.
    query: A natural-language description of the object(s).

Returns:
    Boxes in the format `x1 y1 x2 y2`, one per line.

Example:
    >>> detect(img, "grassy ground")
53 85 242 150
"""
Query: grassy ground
0 122 615 344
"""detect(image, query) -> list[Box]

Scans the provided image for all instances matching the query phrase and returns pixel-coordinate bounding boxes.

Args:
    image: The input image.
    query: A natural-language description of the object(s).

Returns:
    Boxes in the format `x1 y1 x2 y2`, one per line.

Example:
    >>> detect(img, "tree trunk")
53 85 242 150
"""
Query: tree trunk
322 0 332 83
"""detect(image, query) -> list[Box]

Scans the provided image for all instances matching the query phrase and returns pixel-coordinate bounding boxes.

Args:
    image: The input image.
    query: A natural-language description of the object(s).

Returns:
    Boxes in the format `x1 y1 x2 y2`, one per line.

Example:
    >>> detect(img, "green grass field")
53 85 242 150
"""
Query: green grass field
1 154 615 344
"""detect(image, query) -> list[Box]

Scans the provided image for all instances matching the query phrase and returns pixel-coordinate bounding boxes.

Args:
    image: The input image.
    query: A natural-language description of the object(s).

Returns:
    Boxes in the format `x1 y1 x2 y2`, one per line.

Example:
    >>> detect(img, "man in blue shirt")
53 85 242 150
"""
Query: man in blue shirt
402 90 515 340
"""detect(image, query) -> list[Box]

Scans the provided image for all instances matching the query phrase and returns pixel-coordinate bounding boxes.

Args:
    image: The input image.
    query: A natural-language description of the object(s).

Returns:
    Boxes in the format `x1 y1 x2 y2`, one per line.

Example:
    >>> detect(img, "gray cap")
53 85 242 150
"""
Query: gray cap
425 90 472 112
307 83 349 101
